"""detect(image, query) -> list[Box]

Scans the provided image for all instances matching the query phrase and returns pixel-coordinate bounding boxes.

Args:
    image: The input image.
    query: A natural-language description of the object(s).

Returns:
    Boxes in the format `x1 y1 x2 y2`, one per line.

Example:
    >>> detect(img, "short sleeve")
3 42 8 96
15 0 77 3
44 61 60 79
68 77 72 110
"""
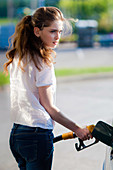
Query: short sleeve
35 63 56 87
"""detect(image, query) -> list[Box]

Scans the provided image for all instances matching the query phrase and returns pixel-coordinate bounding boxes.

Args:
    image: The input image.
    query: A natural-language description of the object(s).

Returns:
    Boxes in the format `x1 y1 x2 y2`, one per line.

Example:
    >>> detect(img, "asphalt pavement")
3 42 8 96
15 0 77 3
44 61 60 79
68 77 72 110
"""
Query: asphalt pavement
55 43 113 69
0 43 113 170
1 42 113 70
52 75 113 170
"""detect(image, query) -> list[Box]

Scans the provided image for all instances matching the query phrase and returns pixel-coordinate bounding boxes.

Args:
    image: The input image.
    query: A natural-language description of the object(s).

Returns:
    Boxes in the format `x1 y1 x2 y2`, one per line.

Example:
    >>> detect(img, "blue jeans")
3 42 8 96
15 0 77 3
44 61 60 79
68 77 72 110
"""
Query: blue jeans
9 124 54 170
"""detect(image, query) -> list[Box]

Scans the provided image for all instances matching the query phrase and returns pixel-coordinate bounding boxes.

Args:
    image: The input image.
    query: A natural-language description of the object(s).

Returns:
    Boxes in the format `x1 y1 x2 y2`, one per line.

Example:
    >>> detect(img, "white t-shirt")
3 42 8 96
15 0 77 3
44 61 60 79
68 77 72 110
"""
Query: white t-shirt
10 56 56 129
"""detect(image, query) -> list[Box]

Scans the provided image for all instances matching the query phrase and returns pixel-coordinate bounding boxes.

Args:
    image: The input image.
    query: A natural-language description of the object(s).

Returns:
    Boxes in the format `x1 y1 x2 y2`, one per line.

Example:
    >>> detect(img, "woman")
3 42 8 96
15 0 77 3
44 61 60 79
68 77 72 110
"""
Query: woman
4 7 92 170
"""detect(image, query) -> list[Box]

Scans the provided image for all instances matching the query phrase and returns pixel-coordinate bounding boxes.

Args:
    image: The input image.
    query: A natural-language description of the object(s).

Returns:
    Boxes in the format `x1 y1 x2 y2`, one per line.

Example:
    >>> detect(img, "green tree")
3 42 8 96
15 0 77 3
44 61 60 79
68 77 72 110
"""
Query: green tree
0 0 7 17
59 0 113 33
59 0 108 19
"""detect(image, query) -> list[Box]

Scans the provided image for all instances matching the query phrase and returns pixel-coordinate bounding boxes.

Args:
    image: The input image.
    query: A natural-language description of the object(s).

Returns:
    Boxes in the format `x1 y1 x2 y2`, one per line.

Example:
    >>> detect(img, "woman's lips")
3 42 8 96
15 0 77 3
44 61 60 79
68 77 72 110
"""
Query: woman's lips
53 41 58 45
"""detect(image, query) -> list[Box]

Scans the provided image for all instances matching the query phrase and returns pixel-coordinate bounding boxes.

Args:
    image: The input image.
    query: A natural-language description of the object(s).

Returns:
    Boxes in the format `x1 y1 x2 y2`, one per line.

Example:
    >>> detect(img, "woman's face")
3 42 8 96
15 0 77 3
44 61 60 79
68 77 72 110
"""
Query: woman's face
38 20 63 48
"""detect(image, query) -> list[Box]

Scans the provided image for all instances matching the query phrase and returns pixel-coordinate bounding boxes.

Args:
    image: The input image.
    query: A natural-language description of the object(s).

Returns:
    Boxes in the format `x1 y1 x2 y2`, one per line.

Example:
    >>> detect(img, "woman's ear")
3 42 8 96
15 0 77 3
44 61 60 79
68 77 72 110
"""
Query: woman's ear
34 27 40 37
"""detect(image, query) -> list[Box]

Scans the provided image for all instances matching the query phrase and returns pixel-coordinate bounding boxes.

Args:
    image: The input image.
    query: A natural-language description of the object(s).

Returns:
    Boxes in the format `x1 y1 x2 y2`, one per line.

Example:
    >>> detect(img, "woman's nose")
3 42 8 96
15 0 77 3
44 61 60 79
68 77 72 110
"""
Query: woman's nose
55 32 60 40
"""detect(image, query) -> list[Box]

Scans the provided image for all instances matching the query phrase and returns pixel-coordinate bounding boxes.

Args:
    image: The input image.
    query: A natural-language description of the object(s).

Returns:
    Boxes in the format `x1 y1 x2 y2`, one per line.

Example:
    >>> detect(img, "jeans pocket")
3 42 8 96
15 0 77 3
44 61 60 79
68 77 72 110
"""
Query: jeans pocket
45 132 54 160
18 143 37 162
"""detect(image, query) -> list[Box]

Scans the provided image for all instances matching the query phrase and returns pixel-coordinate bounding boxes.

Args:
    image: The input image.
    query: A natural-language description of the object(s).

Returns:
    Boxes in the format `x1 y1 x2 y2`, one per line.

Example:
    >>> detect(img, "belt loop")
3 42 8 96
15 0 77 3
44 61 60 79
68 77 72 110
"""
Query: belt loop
14 123 19 129
35 127 39 132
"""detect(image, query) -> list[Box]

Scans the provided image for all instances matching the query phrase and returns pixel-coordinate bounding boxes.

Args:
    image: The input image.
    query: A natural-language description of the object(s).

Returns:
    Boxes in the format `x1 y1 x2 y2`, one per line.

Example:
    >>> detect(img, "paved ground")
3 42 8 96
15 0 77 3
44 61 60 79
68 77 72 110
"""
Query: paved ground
52 76 113 170
0 77 113 170
1 43 113 70
0 43 113 170
55 43 113 69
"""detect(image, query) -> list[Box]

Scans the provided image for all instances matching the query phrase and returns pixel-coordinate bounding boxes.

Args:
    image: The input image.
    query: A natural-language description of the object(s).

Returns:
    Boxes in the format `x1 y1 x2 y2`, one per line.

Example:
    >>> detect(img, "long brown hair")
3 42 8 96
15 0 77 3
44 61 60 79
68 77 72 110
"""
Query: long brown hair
4 7 65 74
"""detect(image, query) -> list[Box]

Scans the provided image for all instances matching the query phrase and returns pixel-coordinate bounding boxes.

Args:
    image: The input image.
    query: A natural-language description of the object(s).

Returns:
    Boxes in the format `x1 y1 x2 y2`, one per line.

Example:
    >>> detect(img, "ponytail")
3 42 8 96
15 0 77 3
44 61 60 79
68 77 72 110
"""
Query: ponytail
4 15 34 73
4 7 65 74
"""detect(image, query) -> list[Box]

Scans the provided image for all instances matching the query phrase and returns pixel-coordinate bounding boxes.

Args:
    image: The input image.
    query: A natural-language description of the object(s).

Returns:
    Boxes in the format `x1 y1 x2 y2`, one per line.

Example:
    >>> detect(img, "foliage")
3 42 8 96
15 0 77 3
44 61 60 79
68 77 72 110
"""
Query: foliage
0 18 18 25
0 0 113 33
59 0 107 19
98 12 113 33
0 0 59 18
0 0 7 17
60 33 78 42
59 0 113 33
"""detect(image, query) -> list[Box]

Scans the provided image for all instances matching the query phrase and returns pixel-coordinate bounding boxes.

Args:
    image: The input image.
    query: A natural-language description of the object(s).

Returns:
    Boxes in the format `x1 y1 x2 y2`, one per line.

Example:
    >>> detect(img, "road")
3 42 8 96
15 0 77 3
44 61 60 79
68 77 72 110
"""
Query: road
1 43 113 70
0 44 113 170
52 76 113 170
55 43 113 69
0 77 113 170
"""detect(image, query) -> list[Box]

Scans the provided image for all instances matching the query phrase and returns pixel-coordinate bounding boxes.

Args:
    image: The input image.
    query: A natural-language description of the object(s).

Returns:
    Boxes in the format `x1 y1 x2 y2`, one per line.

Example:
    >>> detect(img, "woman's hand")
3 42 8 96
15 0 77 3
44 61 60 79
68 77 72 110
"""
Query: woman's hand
75 127 93 141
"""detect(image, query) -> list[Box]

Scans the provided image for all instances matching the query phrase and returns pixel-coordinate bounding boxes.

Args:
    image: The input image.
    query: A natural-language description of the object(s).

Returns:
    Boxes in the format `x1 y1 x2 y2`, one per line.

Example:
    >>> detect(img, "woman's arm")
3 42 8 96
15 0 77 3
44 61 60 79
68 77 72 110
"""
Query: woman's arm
38 85 92 140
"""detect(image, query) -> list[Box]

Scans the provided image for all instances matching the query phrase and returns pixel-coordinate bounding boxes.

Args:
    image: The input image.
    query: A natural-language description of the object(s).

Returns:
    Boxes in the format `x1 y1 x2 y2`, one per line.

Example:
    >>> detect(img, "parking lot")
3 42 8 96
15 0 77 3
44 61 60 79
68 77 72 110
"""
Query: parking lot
0 44 113 170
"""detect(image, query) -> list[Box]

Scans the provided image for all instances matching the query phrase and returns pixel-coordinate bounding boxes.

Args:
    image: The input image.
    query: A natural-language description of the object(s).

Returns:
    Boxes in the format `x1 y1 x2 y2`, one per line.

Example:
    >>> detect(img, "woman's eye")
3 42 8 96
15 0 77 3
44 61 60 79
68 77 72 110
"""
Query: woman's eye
50 30 62 34
50 30 55 33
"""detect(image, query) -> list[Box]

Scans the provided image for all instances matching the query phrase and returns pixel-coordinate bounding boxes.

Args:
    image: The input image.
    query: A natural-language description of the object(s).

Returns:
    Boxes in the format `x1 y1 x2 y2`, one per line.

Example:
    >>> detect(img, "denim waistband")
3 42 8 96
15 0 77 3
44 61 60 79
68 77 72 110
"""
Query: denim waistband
13 123 52 132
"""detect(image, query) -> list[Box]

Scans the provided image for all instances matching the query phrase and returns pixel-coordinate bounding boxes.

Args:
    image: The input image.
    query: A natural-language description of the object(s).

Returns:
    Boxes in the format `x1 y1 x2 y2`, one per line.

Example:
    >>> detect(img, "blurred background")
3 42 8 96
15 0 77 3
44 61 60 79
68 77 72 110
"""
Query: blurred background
1 0 113 50
0 1 113 170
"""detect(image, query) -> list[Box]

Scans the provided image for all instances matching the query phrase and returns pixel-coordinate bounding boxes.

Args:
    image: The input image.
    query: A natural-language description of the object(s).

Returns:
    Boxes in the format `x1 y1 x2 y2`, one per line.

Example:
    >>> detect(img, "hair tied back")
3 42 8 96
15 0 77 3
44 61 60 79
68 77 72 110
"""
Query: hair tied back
24 15 32 24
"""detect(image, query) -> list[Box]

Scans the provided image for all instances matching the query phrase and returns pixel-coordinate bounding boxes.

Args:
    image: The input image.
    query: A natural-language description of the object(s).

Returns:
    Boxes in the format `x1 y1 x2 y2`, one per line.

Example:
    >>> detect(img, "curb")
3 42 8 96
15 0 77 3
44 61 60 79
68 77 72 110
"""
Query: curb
0 84 9 91
0 72 113 90
57 72 113 83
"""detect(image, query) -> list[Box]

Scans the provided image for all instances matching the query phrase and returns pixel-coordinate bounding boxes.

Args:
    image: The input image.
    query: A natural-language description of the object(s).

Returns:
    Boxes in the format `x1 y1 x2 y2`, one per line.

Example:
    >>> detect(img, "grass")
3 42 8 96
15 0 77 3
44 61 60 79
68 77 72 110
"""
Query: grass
0 66 113 86
55 66 113 77
0 18 18 25
0 72 10 86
